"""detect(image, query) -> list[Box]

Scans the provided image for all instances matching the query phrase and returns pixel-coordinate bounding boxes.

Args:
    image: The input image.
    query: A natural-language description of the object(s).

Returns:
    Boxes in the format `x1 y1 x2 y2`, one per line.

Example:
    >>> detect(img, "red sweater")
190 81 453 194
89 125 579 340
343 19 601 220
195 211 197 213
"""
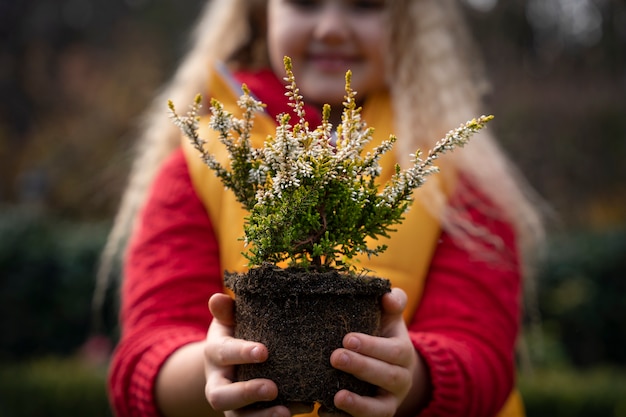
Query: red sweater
108 147 521 417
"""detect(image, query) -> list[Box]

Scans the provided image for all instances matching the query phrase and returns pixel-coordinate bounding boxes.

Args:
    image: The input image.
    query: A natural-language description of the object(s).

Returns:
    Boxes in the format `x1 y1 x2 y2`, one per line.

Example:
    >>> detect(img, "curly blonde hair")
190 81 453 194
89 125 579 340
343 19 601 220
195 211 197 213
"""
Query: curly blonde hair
94 0 545 316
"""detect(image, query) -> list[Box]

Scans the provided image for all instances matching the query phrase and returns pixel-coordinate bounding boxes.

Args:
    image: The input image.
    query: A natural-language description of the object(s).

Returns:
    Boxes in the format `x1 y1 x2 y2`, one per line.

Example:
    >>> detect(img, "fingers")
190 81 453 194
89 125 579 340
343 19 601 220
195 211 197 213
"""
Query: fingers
205 377 278 411
207 377 312 416
206 295 269 367
328 288 417 417
329 389 396 417
341 332 412 367
204 341 289 417
330 337 413 395
329 339 416 417
205 293 286 415
207 338 269 367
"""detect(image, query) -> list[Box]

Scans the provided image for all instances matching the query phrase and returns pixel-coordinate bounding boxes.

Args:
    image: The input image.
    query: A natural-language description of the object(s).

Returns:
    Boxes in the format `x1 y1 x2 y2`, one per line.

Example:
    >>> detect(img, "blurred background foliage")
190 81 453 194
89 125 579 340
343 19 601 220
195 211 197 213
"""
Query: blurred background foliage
0 0 625 415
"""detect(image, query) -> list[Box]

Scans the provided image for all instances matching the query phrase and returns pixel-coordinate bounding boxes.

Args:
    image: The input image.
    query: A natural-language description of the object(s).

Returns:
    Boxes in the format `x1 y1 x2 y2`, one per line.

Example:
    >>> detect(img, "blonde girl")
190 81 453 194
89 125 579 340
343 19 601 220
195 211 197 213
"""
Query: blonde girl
102 1 544 416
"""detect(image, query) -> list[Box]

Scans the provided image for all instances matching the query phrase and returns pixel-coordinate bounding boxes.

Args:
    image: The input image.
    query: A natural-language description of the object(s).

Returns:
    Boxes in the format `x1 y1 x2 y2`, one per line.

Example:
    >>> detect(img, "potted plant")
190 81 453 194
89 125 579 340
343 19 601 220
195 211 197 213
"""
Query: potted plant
169 57 492 412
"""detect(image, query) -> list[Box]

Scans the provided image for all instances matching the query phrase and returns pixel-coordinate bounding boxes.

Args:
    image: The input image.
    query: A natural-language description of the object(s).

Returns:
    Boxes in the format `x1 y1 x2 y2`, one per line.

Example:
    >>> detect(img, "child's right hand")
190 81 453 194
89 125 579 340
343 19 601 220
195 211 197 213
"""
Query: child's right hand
204 293 292 417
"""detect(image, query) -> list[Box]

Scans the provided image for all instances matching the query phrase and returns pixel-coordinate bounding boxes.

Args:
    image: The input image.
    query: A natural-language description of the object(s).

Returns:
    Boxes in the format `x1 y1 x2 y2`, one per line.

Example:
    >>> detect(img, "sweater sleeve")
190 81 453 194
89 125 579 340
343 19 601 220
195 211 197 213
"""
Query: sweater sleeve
409 183 522 417
108 148 223 417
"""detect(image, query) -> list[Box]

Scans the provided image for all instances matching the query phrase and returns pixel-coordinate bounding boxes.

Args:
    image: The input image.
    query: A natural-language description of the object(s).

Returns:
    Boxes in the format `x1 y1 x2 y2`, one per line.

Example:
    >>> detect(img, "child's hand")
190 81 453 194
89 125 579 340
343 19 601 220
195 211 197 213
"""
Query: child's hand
325 288 428 417
204 293 291 417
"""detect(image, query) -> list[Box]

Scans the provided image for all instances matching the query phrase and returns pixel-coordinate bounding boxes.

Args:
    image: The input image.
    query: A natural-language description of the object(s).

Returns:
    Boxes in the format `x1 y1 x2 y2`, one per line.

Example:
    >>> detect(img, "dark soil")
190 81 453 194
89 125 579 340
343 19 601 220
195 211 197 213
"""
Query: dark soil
225 263 391 413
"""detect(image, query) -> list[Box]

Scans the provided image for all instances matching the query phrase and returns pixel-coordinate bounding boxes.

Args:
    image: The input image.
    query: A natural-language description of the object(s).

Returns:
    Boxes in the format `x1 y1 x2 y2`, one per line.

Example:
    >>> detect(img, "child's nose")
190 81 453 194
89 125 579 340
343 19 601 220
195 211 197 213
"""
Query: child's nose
313 3 351 43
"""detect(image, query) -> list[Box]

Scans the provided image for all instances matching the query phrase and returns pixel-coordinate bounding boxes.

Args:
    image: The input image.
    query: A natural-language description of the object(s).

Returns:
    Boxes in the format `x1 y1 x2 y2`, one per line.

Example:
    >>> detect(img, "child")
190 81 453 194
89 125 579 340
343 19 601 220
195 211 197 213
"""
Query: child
103 1 544 416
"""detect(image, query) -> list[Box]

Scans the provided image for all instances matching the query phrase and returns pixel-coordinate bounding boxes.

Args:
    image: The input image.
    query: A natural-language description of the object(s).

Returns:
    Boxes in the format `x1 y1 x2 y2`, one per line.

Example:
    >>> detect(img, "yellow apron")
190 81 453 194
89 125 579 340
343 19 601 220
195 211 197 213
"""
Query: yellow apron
181 68 524 417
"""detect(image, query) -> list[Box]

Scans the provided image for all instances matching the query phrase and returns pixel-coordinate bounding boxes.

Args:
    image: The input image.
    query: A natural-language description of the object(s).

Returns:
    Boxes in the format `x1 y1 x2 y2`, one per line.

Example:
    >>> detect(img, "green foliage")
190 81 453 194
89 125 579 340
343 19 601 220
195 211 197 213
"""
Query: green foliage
518 367 626 417
0 208 117 360
170 57 491 271
532 228 626 367
0 357 113 417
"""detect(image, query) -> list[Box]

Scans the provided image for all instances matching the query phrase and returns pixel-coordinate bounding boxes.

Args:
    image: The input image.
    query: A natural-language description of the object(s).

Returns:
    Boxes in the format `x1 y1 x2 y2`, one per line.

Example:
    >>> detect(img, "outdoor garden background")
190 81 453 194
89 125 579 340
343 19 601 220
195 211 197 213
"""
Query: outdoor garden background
1 0 625 415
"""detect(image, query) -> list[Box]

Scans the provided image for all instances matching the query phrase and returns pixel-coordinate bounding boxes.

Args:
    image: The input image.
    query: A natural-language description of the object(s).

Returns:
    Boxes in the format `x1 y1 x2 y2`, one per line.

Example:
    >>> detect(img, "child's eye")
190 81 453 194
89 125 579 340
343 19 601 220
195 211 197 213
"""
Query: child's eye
284 0 386 11
284 0 321 8
350 0 387 11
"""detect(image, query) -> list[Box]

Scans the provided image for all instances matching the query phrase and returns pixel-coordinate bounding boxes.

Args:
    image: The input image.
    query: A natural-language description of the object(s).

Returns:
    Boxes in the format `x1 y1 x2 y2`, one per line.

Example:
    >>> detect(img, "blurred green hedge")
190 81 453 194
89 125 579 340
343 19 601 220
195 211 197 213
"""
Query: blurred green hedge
0 207 117 360
519 367 626 417
0 358 113 417
0 358 625 417
534 227 626 367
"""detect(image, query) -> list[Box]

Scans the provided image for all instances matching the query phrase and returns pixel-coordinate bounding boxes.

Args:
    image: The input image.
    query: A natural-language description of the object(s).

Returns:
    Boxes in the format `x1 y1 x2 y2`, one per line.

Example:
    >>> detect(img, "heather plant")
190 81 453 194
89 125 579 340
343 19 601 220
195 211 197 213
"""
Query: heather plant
169 57 492 271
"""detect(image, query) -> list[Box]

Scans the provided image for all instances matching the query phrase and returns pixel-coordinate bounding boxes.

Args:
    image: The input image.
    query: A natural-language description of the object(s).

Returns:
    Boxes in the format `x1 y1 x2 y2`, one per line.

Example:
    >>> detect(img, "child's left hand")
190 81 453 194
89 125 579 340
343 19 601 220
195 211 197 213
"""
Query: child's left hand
325 288 428 417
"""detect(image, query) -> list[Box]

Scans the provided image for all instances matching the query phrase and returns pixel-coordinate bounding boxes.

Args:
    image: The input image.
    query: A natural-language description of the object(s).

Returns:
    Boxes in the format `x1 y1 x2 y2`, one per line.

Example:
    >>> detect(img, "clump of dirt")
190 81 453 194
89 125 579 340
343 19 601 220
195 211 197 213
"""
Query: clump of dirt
225 264 391 413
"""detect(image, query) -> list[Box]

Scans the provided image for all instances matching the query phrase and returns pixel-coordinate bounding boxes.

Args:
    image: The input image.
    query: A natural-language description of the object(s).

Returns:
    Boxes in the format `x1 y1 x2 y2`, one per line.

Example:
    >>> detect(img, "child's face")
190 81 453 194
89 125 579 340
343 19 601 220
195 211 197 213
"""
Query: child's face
267 0 388 109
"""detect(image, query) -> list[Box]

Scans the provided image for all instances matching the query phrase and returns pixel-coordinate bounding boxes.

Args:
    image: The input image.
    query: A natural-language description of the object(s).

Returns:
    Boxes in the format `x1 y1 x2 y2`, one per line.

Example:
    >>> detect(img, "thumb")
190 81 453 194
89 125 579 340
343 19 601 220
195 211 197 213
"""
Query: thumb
208 293 236 325
382 287 407 316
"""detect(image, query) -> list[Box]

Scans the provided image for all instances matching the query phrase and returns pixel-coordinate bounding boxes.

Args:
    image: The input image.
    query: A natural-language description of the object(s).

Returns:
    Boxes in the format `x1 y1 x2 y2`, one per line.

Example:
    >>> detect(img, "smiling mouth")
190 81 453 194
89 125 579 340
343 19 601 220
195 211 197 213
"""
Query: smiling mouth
308 54 358 72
